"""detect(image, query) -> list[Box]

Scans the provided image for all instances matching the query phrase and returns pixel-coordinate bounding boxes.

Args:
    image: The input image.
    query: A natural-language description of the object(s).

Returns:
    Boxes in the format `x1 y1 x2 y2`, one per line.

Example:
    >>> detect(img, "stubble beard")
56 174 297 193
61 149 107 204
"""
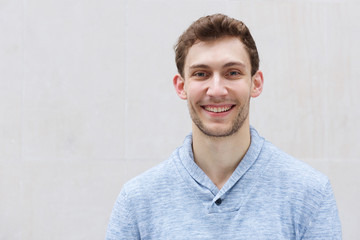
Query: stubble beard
188 98 250 138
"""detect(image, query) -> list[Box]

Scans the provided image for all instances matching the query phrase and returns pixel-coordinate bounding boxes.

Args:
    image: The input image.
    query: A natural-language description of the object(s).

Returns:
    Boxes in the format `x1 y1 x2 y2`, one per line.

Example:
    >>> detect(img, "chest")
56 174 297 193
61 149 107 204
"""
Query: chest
136 196 299 240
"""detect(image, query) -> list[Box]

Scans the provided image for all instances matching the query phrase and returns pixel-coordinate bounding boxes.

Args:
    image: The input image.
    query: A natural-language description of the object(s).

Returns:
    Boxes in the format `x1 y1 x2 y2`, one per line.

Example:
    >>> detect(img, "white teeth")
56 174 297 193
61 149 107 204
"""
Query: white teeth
205 106 232 113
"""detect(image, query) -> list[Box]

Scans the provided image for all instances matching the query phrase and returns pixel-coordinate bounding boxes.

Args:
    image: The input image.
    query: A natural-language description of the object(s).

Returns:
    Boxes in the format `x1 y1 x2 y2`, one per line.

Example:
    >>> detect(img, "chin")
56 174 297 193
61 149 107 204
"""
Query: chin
198 125 241 138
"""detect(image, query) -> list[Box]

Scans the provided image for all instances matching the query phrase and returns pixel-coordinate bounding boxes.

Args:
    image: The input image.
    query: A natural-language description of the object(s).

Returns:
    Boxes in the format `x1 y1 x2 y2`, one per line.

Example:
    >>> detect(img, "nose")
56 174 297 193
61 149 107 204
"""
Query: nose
206 74 228 97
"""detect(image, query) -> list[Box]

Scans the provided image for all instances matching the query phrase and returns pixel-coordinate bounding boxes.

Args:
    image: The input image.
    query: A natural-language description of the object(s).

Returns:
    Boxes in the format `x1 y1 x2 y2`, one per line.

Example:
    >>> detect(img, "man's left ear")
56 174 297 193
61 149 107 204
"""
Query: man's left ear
251 70 264 98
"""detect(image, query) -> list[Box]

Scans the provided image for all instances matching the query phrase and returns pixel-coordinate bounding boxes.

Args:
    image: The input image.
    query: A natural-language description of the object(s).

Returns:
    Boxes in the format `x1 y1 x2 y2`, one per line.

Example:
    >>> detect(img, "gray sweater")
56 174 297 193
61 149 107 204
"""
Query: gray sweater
106 127 342 239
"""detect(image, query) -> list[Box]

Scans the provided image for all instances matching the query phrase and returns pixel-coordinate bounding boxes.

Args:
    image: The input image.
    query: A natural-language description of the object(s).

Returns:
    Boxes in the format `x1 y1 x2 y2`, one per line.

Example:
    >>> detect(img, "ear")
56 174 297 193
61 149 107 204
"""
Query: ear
173 74 187 100
251 70 264 98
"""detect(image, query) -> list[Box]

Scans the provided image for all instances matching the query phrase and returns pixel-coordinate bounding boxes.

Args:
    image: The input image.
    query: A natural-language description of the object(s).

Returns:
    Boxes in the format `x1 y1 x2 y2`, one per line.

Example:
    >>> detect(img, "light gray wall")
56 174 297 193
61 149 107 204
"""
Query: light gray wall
1 0 359 239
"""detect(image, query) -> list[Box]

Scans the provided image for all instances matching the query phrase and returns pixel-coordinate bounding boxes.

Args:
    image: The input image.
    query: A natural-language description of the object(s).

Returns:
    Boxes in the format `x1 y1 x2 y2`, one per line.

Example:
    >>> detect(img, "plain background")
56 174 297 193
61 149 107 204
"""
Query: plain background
1 0 359 239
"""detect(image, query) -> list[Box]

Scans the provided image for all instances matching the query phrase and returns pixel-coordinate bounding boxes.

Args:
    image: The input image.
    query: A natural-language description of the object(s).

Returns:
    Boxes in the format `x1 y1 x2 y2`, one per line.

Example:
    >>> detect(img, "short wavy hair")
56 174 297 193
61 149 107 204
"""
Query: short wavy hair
174 14 259 77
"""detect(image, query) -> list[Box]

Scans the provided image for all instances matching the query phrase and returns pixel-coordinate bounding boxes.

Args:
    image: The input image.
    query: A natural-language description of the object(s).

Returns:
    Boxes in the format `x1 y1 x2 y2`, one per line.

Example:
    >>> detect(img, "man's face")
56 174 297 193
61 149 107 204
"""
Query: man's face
178 37 259 138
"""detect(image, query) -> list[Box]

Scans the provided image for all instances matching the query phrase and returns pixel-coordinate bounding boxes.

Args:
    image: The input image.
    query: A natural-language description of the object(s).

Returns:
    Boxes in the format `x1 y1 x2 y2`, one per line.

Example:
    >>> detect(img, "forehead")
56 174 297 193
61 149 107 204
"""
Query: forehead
184 37 250 71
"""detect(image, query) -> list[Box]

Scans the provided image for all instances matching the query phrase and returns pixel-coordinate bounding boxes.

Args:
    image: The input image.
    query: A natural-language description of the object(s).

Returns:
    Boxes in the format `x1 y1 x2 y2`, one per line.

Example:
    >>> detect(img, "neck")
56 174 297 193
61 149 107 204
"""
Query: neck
192 122 251 190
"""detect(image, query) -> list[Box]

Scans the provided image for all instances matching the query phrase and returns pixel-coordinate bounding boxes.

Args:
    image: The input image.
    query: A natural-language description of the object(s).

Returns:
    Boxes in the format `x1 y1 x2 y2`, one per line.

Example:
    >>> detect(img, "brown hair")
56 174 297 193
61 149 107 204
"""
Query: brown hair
174 14 259 77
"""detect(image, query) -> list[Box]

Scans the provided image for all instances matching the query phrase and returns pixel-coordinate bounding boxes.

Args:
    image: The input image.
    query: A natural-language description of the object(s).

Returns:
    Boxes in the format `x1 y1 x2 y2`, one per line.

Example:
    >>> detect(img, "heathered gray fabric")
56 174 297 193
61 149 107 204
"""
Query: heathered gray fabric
106 127 342 239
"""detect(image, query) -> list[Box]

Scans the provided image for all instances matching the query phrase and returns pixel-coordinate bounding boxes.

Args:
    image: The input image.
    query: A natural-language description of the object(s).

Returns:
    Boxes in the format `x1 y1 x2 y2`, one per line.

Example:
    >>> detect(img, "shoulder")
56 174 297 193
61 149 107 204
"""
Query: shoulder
120 149 183 203
255 140 341 238
123 158 174 193
258 140 331 213
249 127 326 186
106 158 179 239
249 127 327 185
260 141 332 214
262 140 329 186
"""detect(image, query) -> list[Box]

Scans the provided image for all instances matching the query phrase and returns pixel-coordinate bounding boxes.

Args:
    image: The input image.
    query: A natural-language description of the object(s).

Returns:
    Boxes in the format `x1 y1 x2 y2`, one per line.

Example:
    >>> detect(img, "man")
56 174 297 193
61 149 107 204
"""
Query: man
106 14 342 239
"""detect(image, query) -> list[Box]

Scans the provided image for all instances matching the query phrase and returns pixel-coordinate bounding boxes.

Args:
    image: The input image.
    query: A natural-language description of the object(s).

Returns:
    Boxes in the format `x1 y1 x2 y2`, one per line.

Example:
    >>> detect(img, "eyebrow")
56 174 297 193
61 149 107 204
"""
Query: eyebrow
189 61 246 70
223 61 246 68
189 64 211 70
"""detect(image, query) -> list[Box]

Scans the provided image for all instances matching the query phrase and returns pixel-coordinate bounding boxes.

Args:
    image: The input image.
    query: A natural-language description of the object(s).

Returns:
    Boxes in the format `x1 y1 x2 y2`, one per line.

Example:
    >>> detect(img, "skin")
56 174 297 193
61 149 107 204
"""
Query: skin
173 36 264 189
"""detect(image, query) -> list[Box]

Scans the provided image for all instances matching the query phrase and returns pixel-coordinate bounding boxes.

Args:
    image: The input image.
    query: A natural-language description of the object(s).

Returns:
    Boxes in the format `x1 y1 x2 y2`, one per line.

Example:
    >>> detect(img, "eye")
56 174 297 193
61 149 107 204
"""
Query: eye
226 70 242 79
228 71 240 76
193 71 208 78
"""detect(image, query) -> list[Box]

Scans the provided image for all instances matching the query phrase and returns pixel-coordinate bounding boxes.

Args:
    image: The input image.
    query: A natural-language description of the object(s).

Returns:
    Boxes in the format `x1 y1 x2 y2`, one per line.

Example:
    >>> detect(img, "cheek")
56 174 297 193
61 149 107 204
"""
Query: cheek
235 81 252 93
185 82 205 97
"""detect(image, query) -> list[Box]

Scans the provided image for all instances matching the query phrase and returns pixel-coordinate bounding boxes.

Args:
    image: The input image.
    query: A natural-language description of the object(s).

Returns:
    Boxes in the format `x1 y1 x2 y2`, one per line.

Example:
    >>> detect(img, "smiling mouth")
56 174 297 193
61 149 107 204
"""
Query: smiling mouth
203 105 234 113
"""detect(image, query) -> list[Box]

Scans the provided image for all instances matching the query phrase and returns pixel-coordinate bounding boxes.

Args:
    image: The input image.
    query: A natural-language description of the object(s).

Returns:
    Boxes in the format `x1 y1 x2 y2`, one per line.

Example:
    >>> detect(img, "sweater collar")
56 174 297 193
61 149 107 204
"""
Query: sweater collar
178 126 265 195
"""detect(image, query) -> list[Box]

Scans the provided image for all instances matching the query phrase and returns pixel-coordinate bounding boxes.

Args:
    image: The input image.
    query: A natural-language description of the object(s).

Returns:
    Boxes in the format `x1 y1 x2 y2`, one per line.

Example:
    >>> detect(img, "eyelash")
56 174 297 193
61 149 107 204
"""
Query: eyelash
197 73 206 77
191 70 243 79
227 71 241 76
